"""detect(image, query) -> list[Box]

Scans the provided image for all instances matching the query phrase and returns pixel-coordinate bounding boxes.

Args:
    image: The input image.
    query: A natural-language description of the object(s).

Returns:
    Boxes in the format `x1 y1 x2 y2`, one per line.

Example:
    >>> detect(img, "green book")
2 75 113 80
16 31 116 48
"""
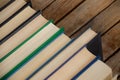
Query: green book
0 20 50 62
0 20 63 79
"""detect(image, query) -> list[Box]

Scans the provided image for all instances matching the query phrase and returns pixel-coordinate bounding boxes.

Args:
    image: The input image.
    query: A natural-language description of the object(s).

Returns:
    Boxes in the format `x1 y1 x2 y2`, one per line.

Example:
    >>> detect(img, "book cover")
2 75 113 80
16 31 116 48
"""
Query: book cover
27 28 97 80
0 13 48 61
0 10 41 44
0 2 29 27
0 27 64 80
0 0 26 25
8 33 70 80
0 5 36 40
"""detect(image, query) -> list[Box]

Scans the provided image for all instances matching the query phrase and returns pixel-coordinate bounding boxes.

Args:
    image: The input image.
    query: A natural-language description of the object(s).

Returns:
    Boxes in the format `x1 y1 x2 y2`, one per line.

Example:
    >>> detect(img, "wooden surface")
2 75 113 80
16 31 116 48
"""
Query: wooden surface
31 0 120 78
0 0 10 8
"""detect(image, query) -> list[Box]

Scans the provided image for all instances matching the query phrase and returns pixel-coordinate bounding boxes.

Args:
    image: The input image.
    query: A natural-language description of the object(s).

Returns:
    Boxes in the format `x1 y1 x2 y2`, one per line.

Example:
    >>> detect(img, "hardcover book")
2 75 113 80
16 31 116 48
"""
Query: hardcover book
0 5 36 40
0 0 113 80
0 0 26 25
0 12 47 61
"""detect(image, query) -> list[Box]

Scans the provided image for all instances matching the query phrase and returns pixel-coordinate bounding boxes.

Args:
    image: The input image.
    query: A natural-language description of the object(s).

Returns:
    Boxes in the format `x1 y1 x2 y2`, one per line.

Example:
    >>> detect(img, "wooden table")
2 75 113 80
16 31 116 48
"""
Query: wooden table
31 0 120 78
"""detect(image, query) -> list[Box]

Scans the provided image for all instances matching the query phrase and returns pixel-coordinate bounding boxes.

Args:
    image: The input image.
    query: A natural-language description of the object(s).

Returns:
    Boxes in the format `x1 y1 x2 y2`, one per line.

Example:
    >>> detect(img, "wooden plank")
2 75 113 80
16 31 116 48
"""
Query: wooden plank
106 50 120 76
42 0 84 22
102 22 120 60
31 0 55 10
56 0 114 36
71 0 120 38
0 0 10 8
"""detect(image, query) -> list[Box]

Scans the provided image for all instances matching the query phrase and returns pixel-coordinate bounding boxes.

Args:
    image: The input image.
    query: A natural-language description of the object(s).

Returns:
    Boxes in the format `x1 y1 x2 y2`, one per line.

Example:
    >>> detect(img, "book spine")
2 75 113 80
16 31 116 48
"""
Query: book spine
0 0 15 11
71 57 99 80
0 27 64 80
0 20 51 62
0 10 41 44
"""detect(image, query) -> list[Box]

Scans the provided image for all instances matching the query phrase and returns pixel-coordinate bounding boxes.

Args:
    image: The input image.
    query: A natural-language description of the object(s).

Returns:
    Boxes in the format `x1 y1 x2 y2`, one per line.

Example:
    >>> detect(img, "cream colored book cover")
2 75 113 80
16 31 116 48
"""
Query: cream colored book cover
43 48 96 80
0 5 36 40
0 15 47 60
76 60 112 80
9 34 70 80
29 28 97 80
0 0 26 24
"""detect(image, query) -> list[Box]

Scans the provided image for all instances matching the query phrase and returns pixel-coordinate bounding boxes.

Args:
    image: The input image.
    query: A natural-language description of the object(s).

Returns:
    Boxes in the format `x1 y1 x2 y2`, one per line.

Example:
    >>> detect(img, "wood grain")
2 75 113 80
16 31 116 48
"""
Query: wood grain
102 22 120 60
56 0 114 36
92 0 120 34
106 50 120 77
31 0 55 10
71 0 120 38
42 0 84 22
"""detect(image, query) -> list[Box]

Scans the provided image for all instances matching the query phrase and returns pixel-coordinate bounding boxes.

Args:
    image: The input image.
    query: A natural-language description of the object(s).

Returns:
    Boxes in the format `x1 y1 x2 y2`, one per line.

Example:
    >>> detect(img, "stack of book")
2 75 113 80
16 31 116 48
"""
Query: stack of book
0 0 114 80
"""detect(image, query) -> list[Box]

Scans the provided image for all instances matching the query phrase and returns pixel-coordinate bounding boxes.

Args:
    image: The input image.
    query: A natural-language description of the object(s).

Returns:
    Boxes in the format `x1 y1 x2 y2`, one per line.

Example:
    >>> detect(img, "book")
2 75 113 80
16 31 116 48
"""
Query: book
0 22 62 79
45 34 103 80
0 27 64 80
0 0 26 25
34 47 96 80
27 28 97 80
0 0 113 79
86 33 103 60
0 2 30 28
0 10 42 44
0 13 47 61
73 59 112 80
0 5 36 40
8 34 70 80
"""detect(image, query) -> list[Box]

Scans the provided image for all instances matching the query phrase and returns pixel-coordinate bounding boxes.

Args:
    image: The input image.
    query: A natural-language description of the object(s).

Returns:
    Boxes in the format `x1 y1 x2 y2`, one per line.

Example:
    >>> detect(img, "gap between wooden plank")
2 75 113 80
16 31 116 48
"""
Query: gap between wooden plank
42 0 84 23
55 0 85 24
31 0 55 10
101 20 120 36
69 0 120 60
104 48 120 62
70 0 120 38
56 0 115 36
102 22 120 60
105 49 120 77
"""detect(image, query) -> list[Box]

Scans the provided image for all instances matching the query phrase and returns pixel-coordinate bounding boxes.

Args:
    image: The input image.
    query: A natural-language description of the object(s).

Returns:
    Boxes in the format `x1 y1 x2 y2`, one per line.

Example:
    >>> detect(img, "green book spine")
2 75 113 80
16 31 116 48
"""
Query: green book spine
0 20 53 62
0 27 64 80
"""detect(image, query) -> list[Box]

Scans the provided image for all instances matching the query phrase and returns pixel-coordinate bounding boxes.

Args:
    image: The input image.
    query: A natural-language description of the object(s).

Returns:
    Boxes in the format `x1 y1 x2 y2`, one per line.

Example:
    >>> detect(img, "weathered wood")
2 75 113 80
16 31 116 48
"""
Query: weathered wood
42 0 84 22
31 0 55 10
106 50 120 76
71 0 120 38
92 0 120 34
0 0 10 8
102 22 120 60
56 0 114 36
